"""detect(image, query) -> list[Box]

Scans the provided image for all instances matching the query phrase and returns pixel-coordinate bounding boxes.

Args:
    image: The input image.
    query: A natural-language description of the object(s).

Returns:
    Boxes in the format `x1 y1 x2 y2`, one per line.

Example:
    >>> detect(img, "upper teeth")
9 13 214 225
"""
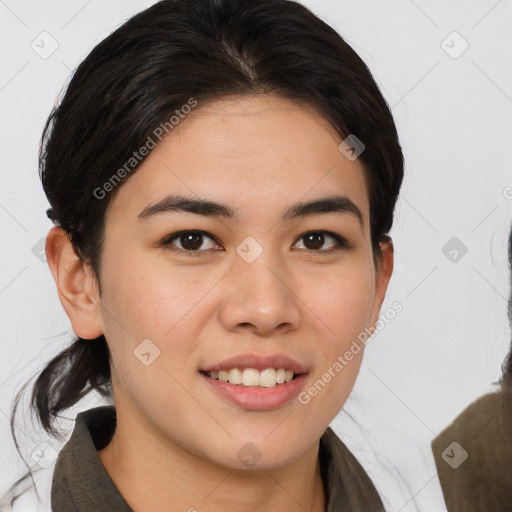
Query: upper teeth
206 368 295 388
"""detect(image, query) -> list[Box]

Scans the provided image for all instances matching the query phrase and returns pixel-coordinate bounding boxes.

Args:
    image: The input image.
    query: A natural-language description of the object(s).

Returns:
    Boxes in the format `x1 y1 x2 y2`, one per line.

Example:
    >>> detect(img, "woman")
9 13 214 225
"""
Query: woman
432 224 512 512
8 0 404 510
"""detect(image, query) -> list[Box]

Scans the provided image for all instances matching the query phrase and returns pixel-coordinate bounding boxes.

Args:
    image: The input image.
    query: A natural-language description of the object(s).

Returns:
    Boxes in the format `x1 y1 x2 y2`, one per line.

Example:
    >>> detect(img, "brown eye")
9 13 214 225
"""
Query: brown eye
161 229 349 257
294 231 348 253
162 231 219 254
177 233 205 251
303 232 326 250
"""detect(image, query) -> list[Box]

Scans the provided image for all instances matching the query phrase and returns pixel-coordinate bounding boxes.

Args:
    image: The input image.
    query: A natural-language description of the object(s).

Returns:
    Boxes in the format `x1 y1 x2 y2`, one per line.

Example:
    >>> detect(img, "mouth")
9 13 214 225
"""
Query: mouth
199 368 303 389
198 353 310 409
199 368 310 410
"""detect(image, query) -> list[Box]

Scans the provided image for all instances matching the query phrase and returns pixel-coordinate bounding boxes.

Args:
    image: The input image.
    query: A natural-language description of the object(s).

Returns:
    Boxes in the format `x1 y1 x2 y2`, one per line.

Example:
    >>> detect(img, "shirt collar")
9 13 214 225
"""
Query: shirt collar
52 406 384 512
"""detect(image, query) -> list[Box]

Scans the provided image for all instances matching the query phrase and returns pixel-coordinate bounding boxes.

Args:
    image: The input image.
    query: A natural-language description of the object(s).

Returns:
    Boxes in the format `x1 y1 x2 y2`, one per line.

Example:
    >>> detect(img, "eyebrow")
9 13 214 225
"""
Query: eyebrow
137 193 364 229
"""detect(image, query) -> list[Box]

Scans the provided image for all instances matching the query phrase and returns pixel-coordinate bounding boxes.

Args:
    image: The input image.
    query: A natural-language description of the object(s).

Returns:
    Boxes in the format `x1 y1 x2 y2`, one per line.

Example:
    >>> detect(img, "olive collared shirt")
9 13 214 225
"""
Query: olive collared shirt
51 406 385 512
432 390 512 512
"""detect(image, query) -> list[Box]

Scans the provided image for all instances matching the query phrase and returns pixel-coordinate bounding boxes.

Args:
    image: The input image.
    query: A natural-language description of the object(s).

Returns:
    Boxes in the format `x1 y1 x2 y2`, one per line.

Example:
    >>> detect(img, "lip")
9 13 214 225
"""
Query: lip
200 372 310 410
200 352 309 374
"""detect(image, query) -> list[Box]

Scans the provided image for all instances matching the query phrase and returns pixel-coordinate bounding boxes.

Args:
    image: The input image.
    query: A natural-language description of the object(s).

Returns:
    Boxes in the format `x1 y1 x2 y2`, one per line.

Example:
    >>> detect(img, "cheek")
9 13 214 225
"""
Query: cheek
303 261 376 343
297 263 375 409
100 249 206 336
98 251 217 396
97 259 202 410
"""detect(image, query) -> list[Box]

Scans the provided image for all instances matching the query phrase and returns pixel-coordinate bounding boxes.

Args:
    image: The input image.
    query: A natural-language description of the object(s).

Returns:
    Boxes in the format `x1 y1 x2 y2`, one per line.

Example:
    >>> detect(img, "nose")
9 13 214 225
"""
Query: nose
217 249 302 336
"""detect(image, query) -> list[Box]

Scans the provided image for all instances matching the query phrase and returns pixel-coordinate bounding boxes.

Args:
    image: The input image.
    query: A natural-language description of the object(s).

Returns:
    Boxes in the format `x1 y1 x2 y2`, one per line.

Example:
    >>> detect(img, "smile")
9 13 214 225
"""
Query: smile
199 370 309 410
201 367 299 388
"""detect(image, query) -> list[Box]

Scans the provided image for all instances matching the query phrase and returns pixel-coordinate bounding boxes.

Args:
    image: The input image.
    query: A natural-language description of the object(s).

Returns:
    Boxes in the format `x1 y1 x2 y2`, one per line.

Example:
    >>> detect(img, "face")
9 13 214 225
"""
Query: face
81 94 392 469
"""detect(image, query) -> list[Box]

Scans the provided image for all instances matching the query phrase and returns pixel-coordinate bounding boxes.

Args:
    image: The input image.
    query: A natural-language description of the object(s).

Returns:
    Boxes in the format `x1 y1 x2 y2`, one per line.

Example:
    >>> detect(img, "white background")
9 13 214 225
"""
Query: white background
0 1 511 511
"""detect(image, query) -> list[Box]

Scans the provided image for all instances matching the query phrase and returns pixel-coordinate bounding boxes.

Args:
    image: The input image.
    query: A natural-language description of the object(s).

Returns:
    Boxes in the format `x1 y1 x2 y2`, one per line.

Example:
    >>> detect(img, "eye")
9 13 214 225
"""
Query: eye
162 230 220 256
161 229 350 257
293 231 349 254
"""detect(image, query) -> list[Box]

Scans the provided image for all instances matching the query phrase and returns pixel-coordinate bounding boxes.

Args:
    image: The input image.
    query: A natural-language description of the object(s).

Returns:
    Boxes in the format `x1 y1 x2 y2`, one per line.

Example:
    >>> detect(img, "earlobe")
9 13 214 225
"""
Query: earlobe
45 226 104 340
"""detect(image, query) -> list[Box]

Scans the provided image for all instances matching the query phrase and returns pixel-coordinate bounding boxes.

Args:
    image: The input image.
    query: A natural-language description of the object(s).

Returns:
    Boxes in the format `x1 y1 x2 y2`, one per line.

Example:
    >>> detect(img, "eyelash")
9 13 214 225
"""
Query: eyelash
160 230 350 257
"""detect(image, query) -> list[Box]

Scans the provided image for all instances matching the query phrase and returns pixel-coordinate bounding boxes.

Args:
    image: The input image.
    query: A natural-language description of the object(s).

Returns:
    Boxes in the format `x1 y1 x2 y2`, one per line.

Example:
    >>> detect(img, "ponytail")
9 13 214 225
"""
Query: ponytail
3 336 111 509
31 336 111 435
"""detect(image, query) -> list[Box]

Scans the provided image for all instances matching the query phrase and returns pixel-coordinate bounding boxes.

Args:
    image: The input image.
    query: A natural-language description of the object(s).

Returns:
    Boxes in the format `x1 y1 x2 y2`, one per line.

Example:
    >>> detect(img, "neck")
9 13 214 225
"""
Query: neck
98 403 326 512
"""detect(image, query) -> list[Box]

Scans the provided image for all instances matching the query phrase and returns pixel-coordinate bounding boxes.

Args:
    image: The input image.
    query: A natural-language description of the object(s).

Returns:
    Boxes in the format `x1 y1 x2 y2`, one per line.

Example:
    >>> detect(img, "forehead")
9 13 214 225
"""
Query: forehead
106 94 370 229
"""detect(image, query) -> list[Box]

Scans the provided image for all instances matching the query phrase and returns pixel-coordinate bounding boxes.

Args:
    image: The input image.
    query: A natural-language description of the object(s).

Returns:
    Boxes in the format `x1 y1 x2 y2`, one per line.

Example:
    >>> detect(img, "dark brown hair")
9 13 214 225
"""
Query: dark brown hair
501 224 512 387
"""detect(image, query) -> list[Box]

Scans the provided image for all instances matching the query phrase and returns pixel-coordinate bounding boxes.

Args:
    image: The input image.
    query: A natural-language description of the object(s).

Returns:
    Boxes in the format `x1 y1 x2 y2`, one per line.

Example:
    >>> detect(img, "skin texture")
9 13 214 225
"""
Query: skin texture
45 94 393 512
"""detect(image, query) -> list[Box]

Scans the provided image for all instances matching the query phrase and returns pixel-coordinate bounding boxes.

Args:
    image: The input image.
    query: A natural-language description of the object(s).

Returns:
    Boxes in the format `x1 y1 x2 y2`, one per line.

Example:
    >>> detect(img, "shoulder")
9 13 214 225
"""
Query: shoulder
320 426 385 511
431 389 512 512
52 405 132 512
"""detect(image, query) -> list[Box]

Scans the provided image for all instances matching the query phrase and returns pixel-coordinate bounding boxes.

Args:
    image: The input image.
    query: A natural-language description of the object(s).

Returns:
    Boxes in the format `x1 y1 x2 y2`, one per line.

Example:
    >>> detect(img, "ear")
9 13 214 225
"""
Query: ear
45 226 103 340
367 236 394 330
